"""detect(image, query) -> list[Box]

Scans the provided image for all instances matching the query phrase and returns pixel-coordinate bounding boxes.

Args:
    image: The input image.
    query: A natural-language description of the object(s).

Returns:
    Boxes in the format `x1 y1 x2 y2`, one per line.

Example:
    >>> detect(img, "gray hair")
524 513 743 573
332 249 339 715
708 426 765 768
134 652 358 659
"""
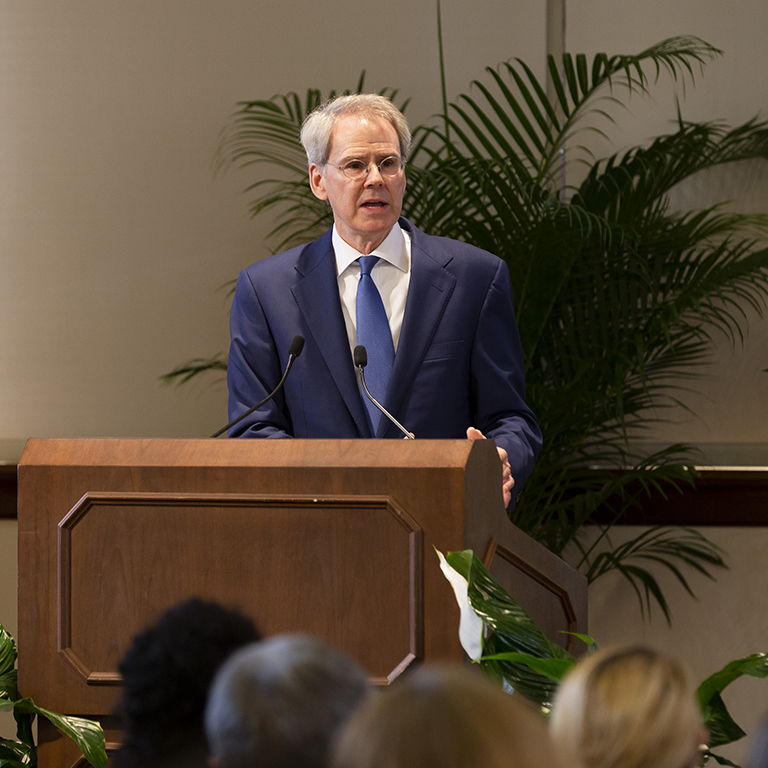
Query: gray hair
204 633 371 768
300 93 412 168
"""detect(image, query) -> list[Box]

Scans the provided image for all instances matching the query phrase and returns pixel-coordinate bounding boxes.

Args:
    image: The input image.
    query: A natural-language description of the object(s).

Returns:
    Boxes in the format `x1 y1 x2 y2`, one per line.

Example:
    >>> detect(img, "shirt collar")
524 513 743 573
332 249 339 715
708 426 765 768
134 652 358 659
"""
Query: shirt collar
333 223 409 275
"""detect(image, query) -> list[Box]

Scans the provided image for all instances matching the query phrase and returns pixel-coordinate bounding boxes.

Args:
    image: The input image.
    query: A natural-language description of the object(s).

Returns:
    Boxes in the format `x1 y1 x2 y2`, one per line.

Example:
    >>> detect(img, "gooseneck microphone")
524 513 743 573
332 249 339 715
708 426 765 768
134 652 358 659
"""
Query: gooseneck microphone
210 335 305 438
354 345 415 439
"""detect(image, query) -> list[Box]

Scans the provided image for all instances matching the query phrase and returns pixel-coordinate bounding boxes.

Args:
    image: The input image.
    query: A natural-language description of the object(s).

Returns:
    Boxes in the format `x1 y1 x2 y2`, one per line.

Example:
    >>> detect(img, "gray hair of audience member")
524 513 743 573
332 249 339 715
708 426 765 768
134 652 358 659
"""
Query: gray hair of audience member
300 93 412 168
550 646 706 768
204 633 371 768
331 664 556 768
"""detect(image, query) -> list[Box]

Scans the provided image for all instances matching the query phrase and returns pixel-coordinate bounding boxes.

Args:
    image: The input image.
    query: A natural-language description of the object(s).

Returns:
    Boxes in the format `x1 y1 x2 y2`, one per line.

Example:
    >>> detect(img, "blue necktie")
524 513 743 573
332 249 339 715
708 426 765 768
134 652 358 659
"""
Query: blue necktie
356 255 395 435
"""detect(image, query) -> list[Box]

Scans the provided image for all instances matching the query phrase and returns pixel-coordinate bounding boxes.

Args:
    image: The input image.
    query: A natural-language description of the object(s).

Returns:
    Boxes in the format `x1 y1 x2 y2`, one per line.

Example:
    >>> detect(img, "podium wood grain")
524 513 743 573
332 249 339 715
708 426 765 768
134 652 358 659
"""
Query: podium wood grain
19 438 586 768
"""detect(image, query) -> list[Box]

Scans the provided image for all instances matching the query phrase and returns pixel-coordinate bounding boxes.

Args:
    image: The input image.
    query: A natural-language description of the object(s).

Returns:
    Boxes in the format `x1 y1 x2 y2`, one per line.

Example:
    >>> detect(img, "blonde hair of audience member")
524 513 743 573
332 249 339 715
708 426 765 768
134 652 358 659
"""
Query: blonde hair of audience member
550 646 707 768
332 665 556 768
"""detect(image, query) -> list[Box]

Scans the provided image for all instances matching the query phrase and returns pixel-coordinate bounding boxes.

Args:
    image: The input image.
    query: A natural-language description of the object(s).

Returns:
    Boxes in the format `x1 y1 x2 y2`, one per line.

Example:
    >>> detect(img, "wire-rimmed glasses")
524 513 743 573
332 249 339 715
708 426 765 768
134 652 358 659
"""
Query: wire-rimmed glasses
330 156 406 180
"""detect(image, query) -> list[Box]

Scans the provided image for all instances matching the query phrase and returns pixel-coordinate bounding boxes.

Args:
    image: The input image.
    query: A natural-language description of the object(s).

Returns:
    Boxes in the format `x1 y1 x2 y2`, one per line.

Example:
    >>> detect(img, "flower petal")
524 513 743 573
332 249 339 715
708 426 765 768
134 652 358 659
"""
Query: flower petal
437 550 484 661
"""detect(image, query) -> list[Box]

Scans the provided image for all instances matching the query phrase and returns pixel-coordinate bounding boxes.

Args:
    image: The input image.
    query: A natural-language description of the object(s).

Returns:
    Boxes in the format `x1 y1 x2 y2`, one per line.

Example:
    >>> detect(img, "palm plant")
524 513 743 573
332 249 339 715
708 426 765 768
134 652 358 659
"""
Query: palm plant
167 34 768 621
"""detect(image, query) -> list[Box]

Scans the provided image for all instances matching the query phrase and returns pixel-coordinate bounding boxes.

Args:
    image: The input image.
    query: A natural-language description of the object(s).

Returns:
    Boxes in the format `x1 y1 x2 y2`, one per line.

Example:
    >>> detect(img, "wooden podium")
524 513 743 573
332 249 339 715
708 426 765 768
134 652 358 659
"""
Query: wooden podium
18 437 586 768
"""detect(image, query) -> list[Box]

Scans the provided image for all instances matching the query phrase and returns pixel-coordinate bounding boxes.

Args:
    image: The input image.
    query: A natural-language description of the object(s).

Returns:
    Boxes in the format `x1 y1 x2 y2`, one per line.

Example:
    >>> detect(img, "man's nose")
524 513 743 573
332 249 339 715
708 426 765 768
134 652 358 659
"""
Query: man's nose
364 163 385 185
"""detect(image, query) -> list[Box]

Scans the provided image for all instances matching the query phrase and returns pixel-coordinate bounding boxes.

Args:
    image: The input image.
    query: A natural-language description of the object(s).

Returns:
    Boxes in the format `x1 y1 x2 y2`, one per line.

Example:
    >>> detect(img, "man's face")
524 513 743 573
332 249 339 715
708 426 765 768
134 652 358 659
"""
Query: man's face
309 114 406 255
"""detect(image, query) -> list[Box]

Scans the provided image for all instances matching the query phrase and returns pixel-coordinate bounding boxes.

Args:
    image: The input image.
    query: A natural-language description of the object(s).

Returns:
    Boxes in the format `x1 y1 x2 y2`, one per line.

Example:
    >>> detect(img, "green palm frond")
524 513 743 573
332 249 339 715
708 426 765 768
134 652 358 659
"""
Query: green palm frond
437 36 722 184
578 527 727 624
160 353 228 386
575 119 768 220
512 446 700 556
218 89 329 250
169 36 768 620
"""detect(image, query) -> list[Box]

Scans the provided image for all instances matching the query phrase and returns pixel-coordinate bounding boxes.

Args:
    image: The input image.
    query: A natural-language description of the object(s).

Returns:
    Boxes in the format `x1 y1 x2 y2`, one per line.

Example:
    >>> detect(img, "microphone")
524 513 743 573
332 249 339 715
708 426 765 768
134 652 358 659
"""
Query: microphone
210 335 305 438
354 345 414 439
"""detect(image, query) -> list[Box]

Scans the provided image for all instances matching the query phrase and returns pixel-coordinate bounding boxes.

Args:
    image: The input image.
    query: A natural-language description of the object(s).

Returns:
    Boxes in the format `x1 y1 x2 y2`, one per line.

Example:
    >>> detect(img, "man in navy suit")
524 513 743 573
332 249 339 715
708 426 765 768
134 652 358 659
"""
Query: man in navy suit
227 95 542 508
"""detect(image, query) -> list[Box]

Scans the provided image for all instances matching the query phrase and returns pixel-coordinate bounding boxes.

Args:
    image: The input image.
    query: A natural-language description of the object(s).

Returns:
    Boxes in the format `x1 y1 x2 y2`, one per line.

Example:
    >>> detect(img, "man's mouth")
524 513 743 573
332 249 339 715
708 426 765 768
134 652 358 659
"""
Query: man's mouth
361 201 387 209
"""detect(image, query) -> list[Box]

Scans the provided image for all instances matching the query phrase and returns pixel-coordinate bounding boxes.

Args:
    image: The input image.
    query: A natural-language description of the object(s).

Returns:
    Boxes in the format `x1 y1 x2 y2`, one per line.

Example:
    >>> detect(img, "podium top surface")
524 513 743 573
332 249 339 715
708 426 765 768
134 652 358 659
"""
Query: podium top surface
19 437 494 470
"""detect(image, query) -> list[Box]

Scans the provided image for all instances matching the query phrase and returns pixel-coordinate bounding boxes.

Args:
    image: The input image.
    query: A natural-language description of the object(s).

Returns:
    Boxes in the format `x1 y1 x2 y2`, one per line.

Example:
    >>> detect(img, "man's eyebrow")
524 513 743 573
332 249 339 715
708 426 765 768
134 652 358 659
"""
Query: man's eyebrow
338 153 400 164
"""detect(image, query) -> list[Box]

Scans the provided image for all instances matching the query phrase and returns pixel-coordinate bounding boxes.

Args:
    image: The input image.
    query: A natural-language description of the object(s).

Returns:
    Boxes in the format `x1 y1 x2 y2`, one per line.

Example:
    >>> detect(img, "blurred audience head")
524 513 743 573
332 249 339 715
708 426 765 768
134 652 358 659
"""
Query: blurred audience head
205 633 371 768
332 664 555 768
550 646 705 768
114 598 261 768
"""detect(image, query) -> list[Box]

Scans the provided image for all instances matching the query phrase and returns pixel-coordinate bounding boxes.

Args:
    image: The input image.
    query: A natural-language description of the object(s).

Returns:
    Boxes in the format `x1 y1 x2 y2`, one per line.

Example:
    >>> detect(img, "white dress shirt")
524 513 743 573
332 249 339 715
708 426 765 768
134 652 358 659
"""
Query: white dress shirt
333 223 411 359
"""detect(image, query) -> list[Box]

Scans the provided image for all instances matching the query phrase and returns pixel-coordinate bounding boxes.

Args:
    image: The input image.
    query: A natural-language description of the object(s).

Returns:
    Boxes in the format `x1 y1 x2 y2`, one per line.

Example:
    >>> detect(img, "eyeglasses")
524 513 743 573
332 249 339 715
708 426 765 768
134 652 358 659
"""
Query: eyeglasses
329 156 406 180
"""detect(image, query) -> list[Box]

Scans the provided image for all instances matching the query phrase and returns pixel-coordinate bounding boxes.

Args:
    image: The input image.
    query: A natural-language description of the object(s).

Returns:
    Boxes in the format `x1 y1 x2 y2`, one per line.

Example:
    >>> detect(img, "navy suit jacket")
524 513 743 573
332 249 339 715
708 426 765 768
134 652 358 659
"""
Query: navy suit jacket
227 218 542 500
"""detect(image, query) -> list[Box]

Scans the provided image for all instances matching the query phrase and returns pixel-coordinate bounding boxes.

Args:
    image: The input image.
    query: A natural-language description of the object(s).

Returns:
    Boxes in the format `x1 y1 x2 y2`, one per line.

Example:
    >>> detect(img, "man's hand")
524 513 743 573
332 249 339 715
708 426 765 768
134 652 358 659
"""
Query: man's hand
466 427 514 507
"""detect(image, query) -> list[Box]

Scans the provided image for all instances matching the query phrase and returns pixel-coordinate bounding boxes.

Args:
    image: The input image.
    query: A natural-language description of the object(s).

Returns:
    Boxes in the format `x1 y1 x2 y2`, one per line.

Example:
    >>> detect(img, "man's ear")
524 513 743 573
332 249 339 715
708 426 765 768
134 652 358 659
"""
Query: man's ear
308 164 328 201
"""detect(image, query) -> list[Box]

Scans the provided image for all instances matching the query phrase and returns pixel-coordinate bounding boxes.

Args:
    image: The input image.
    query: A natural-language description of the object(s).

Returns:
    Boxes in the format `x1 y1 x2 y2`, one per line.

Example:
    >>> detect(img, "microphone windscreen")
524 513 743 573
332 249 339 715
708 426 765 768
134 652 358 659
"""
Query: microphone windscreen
353 345 368 367
289 335 306 357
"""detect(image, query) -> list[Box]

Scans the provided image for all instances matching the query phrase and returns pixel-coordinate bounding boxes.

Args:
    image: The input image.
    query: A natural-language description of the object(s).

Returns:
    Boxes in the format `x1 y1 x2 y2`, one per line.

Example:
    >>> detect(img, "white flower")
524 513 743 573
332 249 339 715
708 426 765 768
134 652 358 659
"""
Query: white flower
436 550 485 661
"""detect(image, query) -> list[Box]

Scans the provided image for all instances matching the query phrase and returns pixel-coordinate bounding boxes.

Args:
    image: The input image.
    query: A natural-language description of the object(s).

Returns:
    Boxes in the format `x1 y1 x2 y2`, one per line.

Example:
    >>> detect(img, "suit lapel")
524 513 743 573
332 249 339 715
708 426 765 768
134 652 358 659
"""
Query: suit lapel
382 221 456 436
291 232 371 437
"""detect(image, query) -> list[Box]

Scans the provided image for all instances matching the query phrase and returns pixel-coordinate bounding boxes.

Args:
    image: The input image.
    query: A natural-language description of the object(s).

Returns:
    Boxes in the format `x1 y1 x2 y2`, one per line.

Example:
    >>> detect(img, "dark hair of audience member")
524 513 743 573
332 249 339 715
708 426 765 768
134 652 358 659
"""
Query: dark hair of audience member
549 645 706 768
331 664 556 768
113 598 261 768
205 633 371 768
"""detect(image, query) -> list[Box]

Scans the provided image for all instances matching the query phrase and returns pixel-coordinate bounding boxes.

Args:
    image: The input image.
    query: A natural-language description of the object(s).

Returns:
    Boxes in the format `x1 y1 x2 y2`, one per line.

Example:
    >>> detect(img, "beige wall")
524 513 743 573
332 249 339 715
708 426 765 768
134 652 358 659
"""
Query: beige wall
2 0 767 758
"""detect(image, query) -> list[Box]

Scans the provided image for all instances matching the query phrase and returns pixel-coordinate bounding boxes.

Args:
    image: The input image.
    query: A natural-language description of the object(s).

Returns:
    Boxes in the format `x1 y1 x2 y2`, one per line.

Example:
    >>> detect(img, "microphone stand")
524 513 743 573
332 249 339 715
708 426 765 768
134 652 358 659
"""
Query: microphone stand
210 336 305 438
355 345 414 440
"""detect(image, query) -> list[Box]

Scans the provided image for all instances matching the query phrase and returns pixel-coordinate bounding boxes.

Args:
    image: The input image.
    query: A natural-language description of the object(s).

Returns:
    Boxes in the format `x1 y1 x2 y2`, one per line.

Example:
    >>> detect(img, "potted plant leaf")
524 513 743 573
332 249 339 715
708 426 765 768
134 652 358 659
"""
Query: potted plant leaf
0 624 107 768
439 548 768 767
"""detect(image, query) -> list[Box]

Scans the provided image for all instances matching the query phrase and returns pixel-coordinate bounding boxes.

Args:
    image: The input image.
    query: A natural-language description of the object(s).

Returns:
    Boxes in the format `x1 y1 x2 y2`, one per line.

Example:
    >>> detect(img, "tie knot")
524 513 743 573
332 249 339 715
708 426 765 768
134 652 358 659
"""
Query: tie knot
358 255 379 277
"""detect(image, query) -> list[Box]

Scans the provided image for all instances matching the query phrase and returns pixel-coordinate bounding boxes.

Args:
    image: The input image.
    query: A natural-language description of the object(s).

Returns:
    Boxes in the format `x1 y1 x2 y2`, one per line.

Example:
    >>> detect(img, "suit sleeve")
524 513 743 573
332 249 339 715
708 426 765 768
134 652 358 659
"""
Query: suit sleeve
227 268 294 438
470 259 542 506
